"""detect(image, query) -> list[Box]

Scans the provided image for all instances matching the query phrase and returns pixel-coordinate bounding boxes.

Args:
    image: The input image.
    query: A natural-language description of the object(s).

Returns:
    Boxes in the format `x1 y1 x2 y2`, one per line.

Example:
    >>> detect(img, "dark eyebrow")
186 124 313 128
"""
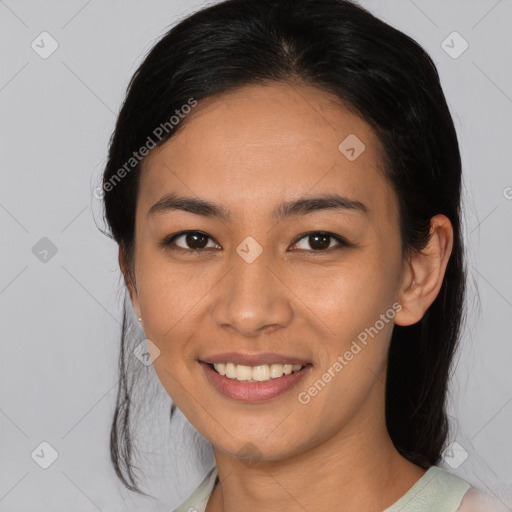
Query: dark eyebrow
148 192 369 222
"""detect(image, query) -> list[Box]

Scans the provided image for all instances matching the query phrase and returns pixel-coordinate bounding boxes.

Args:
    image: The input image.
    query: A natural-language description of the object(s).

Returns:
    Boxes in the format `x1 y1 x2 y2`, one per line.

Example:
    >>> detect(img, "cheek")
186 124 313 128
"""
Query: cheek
302 250 401 379
135 249 197 352
296 259 399 419
136 264 204 409
301 253 398 331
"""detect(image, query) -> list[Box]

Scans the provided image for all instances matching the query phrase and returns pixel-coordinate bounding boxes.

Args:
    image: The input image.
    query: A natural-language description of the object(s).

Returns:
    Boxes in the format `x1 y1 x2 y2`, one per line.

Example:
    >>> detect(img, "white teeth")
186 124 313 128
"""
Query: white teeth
252 365 270 381
225 363 237 379
212 362 304 382
236 365 253 381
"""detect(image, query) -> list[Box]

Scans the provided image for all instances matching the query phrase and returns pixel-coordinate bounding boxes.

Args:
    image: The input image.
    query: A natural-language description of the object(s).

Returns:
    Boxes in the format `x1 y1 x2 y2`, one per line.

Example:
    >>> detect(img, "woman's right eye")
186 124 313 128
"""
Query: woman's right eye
161 231 220 253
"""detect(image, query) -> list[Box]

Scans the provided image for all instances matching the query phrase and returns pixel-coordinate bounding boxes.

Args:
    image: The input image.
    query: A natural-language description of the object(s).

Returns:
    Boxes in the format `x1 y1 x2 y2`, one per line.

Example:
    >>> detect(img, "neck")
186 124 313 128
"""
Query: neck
206 381 426 512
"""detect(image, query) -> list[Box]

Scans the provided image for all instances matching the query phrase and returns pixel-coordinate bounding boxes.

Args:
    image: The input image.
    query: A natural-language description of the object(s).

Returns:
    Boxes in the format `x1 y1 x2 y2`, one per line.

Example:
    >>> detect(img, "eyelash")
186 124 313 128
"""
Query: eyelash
160 230 351 254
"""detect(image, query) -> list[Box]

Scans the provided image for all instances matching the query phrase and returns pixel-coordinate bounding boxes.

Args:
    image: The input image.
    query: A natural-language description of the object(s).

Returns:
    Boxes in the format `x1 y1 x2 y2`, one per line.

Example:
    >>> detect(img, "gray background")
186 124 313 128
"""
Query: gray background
0 0 511 510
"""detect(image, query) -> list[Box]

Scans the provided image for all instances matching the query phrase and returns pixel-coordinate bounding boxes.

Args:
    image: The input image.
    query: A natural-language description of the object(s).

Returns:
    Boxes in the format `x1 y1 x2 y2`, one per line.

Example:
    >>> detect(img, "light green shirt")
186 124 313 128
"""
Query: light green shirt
172 465 476 511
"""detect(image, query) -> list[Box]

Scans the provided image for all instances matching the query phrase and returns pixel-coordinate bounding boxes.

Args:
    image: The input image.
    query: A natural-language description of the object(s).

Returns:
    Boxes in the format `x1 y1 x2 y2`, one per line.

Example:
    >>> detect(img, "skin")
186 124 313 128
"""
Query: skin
120 81 454 512
458 488 510 512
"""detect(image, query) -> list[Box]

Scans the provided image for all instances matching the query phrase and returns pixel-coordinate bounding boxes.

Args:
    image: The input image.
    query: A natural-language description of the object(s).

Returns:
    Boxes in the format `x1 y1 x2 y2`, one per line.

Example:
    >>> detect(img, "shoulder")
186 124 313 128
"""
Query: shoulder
385 465 470 512
172 466 219 512
457 486 510 512
385 466 508 512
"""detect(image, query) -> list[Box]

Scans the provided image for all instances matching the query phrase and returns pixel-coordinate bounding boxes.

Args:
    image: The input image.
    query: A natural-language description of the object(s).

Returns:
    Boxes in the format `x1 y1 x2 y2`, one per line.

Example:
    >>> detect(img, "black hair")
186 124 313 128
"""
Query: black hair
102 0 466 495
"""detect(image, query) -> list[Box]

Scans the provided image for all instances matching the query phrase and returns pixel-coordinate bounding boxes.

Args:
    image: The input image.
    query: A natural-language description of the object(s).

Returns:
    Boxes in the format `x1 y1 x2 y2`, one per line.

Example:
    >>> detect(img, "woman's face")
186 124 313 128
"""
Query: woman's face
129 82 408 461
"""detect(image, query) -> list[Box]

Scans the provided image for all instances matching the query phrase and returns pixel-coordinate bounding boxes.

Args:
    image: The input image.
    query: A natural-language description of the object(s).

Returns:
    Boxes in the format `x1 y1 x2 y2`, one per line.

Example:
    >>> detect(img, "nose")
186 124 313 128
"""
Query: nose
210 247 294 338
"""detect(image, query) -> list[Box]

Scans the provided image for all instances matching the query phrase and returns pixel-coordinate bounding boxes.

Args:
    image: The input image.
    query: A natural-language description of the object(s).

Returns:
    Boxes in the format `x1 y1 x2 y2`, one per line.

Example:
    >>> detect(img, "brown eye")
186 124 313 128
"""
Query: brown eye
162 231 219 252
161 230 349 254
183 232 209 249
291 231 349 252
309 233 330 250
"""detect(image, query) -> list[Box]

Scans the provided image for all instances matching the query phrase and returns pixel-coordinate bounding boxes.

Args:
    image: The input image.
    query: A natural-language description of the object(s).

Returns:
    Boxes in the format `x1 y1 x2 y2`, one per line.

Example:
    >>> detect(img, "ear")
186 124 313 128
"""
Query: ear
394 214 454 327
118 246 142 320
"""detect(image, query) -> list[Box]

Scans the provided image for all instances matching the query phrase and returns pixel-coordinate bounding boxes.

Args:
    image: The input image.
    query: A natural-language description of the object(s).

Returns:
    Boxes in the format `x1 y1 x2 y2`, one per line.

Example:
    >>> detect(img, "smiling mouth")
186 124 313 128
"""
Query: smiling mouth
200 360 313 402
205 362 312 382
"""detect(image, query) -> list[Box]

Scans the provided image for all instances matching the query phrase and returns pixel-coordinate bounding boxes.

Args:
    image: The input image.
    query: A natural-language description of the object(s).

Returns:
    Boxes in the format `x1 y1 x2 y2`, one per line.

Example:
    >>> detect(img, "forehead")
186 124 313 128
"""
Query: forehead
139 82 398 225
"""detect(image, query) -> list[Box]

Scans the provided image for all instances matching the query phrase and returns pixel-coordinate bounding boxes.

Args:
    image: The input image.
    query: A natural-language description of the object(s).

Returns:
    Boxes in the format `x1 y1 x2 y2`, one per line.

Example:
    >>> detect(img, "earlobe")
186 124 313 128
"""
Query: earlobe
394 214 454 327
118 246 142 320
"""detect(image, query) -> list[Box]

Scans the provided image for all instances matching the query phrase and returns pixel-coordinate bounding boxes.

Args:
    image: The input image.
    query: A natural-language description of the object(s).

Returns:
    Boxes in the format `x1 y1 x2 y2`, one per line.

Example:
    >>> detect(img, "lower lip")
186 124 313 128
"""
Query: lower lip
200 362 312 403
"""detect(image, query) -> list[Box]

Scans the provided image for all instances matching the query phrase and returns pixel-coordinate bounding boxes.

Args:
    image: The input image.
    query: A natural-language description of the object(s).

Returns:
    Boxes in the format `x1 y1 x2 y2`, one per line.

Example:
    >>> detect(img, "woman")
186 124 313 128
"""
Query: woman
101 0 506 510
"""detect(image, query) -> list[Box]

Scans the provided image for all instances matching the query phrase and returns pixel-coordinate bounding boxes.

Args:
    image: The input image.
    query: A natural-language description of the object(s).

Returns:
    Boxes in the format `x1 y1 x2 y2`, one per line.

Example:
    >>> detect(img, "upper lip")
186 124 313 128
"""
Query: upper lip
200 352 311 366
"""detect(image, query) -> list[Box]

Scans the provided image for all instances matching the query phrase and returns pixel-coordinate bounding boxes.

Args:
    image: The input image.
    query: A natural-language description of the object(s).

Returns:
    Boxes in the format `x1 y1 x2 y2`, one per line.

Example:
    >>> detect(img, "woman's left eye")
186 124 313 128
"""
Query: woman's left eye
290 232 349 252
